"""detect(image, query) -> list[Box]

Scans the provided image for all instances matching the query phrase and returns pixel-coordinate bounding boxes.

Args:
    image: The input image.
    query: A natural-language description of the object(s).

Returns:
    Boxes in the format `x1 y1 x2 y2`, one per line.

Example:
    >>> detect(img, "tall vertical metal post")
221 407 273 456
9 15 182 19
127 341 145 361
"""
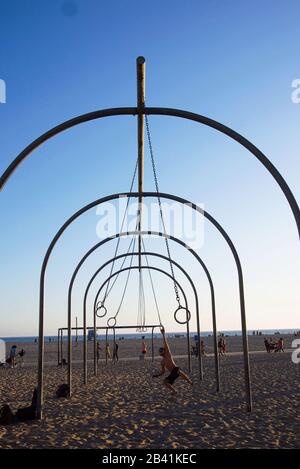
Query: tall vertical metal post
105 328 108 366
186 312 191 373
137 56 145 271
60 329 63 365
151 327 154 362
93 309 97 376
57 329 59 366
83 304 87 384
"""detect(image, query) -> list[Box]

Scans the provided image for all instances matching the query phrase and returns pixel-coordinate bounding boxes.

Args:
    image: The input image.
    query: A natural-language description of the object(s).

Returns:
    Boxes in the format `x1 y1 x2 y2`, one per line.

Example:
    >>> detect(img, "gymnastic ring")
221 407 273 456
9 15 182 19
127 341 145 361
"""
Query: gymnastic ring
107 317 116 328
174 306 191 325
96 304 107 318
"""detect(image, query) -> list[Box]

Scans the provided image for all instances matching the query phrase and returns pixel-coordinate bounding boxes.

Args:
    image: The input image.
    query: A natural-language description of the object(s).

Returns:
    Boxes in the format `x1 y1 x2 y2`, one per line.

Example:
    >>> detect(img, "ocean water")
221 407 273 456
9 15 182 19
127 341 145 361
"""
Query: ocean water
1 329 298 343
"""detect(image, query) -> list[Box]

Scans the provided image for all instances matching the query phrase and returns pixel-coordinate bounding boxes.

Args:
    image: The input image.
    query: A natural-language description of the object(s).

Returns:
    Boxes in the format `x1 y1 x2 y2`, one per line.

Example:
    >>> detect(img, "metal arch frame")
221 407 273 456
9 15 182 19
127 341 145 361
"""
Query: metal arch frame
92 265 191 375
57 325 162 366
67 230 219 391
36 191 251 418
0 107 299 239
67 231 218 394
89 252 202 379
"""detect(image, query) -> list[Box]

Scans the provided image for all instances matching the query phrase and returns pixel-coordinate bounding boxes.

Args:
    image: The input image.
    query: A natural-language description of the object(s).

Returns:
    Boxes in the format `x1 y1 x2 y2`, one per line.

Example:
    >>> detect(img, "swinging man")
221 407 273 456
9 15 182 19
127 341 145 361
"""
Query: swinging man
153 327 193 393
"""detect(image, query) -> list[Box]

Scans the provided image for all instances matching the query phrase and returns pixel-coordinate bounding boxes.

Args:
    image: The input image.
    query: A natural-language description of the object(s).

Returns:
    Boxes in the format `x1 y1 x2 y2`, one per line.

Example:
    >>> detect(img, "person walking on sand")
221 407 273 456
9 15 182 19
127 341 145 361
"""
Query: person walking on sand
9 345 17 368
141 340 147 359
275 338 284 353
264 338 270 353
18 348 25 366
113 343 119 362
269 337 275 348
152 328 193 394
218 338 224 356
105 343 111 360
96 342 102 364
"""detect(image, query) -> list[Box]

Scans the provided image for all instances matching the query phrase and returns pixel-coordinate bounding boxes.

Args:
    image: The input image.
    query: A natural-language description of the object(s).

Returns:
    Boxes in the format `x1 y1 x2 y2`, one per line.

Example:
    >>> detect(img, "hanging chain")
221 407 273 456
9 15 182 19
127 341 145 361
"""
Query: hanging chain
113 237 137 320
105 236 135 299
145 114 181 307
142 238 162 325
101 158 138 304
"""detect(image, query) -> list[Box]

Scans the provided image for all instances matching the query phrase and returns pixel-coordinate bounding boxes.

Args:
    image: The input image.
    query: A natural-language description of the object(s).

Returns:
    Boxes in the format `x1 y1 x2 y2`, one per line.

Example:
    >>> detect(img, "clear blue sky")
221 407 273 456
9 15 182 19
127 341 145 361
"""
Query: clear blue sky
0 0 299 337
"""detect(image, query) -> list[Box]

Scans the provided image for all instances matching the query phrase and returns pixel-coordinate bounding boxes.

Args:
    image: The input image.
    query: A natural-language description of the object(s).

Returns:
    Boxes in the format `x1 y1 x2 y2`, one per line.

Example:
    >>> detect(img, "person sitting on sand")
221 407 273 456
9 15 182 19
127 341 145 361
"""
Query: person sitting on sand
152 327 193 394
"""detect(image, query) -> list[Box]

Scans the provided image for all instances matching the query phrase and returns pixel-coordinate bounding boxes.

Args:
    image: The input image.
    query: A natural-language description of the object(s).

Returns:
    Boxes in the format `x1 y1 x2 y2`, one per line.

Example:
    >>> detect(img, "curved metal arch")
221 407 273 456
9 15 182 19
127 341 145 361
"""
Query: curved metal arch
92 265 191 375
87 251 202 382
67 233 218 397
0 106 299 238
65 230 218 392
36 191 250 418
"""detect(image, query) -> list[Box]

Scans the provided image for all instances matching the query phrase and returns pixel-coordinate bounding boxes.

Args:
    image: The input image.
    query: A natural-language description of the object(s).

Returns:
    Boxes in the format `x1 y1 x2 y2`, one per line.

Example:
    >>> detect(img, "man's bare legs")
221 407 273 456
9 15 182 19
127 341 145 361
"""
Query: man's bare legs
163 378 177 394
179 369 193 386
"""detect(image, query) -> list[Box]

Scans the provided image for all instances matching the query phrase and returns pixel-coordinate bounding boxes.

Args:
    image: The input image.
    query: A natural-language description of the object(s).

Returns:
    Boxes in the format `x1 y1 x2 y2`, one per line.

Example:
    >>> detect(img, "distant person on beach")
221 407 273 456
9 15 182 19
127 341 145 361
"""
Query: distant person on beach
9 345 17 368
105 343 111 360
268 337 277 351
191 344 199 357
113 343 119 362
275 338 284 353
141 340 147 359
18 349 25 365
96 342 102 363
264 338 270 353
269 337 275 347
200 340 206 356
222 339 227 355
218 338 224 356
152 328 193 394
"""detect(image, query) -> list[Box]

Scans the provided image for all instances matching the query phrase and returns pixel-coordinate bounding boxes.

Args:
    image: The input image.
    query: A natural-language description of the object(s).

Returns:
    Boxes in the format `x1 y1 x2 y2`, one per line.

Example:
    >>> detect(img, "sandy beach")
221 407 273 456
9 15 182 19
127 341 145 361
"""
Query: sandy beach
0 334 299 449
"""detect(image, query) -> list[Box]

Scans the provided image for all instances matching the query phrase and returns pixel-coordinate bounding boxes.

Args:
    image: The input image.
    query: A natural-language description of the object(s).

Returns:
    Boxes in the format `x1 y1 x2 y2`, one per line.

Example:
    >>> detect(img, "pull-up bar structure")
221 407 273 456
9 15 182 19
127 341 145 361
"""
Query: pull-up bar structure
57 325 162 366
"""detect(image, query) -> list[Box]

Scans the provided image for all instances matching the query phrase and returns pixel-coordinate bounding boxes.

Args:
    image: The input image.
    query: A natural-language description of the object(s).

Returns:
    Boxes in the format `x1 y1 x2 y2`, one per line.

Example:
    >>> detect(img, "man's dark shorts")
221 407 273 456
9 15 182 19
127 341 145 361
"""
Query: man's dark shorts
165 366 180 385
